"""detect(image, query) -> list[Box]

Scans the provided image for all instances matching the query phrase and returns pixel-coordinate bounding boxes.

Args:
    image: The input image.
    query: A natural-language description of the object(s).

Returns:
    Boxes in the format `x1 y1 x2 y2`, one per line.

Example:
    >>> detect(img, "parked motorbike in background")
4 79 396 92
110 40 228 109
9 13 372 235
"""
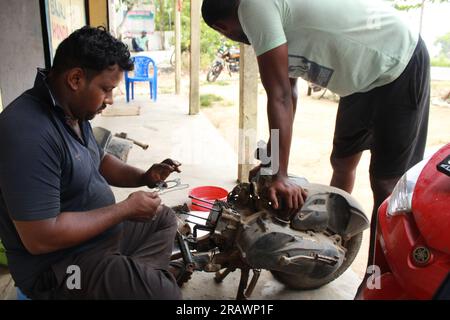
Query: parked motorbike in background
206 42 240 82
359 143 450 300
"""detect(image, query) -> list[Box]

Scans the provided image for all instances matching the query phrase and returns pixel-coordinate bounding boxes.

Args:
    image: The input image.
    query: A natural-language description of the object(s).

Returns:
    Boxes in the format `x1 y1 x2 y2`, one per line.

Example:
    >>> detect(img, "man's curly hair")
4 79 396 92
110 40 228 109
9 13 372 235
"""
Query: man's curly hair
51 26 133 77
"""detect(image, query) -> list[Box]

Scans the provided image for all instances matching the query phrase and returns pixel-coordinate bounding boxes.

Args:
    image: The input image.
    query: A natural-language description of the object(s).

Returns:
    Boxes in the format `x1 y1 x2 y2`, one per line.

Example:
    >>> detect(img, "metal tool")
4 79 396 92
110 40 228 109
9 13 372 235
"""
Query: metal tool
114 132 149 150
155 178 189 195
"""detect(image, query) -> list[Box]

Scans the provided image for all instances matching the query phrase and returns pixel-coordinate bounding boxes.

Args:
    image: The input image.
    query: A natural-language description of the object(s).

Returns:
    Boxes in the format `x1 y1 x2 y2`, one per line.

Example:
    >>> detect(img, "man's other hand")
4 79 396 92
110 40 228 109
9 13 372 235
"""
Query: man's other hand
267 175 307 213
142 159 182 188
125 191 162 221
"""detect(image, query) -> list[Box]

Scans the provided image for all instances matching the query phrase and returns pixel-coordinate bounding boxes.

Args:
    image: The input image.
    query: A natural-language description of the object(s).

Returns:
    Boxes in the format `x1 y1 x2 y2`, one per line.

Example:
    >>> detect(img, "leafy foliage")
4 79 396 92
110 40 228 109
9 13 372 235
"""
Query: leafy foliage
435 32 450 59
176 1 237 68
432 32 450 66
200 94 223 107
389 0 450 11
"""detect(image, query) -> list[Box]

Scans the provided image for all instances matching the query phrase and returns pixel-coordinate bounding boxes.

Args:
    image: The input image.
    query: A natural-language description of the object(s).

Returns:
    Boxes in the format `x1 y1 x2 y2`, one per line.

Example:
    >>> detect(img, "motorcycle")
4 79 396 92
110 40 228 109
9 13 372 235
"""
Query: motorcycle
359 143 450 300
172 174 369 300
206 43 240 82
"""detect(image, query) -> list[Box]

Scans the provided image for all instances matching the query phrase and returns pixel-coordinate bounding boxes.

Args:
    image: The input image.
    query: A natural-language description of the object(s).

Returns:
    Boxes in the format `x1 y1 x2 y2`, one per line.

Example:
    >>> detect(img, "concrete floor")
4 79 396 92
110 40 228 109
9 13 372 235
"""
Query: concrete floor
0 93 360 300
93 94 360 300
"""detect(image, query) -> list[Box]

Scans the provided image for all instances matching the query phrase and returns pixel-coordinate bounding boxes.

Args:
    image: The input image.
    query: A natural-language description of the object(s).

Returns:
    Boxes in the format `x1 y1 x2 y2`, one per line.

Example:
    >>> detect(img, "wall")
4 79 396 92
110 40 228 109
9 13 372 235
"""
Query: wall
45 0 87 59
88 0 108 28
0 0 45 107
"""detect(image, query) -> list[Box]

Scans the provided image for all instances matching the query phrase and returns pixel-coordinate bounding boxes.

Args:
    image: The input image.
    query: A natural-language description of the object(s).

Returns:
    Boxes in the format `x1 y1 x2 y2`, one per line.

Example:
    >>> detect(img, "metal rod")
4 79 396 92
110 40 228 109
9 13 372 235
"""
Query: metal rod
188 195 215 205
178 210 209 221
215 268 234 283
191 202 220 212
176 232 195 267
244 269 261 298
237 268 250 300
184 212 209 221
185 219 204 225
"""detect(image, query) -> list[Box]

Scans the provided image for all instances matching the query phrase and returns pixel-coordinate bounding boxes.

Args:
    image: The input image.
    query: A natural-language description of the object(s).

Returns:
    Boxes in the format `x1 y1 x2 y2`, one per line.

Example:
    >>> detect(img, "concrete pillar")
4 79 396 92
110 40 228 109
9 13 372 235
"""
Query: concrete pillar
189 0 201 115
237 44 258 183
174 0 182 95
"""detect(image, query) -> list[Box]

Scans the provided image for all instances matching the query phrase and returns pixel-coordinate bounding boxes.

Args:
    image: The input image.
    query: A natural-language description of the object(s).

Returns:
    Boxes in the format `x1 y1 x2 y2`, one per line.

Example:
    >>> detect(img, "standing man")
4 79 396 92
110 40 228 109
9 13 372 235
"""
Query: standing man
0 26 185 299
132 30 149 52
202 0 430 272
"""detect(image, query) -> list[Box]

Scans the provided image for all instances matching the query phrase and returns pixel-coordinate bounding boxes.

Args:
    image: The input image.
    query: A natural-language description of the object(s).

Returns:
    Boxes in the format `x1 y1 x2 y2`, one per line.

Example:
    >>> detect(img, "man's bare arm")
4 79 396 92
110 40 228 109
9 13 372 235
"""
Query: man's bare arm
256 44 307 210
14 191 160 255
99 153 145 187
257 44 293 177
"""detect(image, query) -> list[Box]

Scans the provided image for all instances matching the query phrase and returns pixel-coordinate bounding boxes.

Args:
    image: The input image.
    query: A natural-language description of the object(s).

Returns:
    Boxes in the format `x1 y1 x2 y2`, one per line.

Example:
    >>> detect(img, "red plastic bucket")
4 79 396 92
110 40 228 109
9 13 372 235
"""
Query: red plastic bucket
189 186 228 211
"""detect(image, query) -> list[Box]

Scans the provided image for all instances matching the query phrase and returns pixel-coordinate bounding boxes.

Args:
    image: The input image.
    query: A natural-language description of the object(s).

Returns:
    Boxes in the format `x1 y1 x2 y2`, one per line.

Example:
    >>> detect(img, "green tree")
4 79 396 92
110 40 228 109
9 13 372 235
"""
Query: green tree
435 32 450 59
432 32 450 66
389 0 450 33
115 0 154 40
155 0 174 31
178 1 238 69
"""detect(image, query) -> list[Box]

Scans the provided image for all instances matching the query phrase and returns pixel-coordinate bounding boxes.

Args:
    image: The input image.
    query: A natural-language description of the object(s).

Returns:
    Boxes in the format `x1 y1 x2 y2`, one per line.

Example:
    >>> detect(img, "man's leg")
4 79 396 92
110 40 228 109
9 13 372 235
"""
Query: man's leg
355 37 431 299
330 152 363 193
330 89 374 194
119 206 177 268
47 206 182 299
330 92 374 300
367 36 430 268
367 176 399 267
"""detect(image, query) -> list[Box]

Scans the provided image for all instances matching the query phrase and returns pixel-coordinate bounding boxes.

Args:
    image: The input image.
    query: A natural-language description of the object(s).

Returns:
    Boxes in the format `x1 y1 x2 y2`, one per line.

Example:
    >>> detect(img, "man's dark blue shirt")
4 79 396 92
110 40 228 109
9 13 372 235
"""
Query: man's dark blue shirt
0 69 120 291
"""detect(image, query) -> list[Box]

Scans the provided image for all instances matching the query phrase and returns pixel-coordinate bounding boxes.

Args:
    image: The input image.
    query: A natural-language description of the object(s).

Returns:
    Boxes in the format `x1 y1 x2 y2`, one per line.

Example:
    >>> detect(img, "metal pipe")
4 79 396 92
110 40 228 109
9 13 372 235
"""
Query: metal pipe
184 213 209 221
176 231 195 267
189 195 215 205
191 202 220 212
244 269 261 298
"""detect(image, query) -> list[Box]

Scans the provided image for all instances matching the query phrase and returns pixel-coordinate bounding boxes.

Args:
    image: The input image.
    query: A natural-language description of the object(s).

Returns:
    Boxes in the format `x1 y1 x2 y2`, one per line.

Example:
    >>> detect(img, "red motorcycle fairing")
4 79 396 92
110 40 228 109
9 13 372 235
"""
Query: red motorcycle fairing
412 145 450 255
362 143 450 300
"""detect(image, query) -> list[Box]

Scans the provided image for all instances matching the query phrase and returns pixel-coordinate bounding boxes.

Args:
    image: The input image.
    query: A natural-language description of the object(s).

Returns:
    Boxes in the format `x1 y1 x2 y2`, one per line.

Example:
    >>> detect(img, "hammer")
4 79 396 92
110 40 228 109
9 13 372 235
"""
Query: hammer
114 132 149 150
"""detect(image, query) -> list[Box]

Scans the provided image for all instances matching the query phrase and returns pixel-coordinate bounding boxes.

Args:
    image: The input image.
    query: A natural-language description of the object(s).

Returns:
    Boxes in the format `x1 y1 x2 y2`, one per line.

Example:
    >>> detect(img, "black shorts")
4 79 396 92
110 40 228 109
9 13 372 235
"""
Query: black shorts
331 37 430 179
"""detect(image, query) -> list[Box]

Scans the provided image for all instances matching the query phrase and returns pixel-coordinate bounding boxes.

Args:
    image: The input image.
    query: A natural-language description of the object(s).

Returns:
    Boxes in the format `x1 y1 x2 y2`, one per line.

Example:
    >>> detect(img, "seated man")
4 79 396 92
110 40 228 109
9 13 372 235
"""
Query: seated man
132 31 149 52
0 26 183 299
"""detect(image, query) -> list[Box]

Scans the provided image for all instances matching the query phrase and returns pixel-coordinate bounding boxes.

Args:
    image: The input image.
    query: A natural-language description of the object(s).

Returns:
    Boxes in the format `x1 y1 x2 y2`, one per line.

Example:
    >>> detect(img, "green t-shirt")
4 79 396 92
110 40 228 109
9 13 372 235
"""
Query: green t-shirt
238 0 419 96
136 35 149 50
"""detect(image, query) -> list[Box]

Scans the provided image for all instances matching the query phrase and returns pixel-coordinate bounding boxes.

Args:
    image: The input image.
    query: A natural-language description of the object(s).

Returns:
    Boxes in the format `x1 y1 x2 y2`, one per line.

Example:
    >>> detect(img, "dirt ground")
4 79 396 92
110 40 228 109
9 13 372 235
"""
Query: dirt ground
155 70 450 279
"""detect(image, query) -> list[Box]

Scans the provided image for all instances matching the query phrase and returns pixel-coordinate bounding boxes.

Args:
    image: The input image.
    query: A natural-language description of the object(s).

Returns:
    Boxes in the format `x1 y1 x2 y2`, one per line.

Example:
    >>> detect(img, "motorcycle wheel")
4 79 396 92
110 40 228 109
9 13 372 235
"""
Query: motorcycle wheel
270 231 363 290
207 64 223 82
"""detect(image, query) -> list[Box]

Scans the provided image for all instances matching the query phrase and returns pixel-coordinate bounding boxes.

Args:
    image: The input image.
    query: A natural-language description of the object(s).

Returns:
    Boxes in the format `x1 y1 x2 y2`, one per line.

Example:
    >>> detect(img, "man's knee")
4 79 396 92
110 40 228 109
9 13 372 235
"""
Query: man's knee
154 269 183 300
370 175 400 205
157 205 178 229
98 257 182 299
330 155 343 172
330 152 361 174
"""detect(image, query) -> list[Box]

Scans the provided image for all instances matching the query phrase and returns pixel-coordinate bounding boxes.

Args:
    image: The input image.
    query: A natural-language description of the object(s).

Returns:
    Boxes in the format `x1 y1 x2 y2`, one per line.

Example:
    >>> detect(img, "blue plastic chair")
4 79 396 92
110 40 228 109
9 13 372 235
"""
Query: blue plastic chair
125 56 158 102
16 287 31 300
